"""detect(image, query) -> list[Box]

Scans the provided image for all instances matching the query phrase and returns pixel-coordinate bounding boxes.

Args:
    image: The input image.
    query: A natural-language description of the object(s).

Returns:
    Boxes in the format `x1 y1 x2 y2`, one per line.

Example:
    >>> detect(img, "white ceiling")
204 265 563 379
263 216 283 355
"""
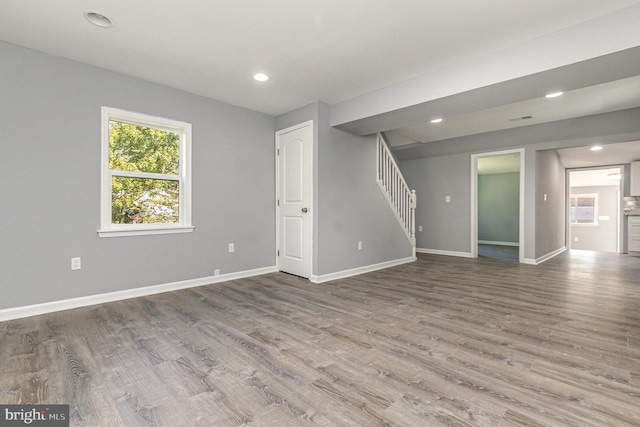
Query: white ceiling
2 0 640 168
478 154 521 175
1 0 639 117
557 140 640 169
386 76 640 147
569 168 623 188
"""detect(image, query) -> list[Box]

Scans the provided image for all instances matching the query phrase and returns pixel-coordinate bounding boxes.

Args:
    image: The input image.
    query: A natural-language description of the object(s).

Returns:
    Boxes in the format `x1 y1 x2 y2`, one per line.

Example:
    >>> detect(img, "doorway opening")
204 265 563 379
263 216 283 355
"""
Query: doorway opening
567 167 623 253
471 149 524 262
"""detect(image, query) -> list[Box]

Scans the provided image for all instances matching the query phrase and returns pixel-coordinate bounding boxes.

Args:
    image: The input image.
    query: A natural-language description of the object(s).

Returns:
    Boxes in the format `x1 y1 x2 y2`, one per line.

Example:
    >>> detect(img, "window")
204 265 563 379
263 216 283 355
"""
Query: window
99 107 193 237
569 194 598 225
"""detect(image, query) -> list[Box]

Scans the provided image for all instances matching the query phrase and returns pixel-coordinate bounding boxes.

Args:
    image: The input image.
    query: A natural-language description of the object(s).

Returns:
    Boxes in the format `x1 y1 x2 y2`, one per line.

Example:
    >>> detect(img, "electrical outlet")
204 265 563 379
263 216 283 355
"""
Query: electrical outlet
214 269 220 276
358 241 363 250
71 257 81 270
228 243 234 253
418 225 423 232
574 237 579 242
445 195 451 203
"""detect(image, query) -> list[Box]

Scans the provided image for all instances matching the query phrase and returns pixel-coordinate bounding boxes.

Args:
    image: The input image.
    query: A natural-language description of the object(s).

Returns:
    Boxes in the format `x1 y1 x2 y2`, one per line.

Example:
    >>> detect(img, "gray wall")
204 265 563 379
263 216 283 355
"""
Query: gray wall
397 108 640 262
400 154 472 254
478 173 520 244
570 185 619 253
0 42 276 310
535 150 566 259
277 102 414 276
317 104 414 275
400 147 564 260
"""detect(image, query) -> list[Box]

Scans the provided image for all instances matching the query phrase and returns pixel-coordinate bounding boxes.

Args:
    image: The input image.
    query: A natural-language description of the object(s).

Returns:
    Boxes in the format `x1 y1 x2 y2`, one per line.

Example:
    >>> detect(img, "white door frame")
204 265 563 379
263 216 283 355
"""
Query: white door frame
470 148 525 262
566 165 624 253
275 120 314 278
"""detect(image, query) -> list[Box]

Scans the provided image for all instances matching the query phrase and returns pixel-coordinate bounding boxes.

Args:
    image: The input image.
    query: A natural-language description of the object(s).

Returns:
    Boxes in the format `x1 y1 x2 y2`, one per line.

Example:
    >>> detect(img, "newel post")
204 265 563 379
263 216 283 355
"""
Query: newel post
410 189 417 240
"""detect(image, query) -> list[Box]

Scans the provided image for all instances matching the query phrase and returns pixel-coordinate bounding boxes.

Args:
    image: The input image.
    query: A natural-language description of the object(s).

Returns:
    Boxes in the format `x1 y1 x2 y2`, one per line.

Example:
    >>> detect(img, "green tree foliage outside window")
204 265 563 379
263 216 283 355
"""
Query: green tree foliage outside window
569 195 596 224
109 121 181 224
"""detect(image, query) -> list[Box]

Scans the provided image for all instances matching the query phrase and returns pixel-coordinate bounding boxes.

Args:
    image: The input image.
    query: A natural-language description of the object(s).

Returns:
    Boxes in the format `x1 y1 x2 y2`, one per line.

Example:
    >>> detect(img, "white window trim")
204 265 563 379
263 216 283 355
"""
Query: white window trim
98 107 193 238
570 193 599 227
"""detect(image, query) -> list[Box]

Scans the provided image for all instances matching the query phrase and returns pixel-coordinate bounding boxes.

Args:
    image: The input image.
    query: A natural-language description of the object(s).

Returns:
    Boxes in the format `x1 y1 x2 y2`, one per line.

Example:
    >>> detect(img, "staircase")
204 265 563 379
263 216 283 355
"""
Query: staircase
376 133 417 251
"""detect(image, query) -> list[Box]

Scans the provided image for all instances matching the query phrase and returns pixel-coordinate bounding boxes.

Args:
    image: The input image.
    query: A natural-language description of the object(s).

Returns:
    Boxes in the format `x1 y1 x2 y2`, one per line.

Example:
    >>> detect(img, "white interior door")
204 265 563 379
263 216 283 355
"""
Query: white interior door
276 121 313 278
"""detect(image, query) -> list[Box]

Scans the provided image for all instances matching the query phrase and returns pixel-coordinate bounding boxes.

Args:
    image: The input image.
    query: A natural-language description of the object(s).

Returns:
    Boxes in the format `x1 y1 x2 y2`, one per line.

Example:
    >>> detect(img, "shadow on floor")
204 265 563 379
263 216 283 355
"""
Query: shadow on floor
478 244 519 261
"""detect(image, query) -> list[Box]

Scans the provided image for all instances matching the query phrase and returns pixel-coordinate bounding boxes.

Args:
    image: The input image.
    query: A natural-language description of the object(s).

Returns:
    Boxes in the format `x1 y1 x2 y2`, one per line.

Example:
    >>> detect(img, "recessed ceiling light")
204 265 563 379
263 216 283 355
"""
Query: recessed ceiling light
84 12 114 28
545 91 563 98
430 118 443 124
590 145 603 151
253 73 269 82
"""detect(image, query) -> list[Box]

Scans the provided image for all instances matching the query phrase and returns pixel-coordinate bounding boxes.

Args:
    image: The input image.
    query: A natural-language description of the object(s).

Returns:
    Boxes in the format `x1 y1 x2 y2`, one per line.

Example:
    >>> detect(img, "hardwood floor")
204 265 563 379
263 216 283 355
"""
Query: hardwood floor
1 250 640 426
478 244 519 261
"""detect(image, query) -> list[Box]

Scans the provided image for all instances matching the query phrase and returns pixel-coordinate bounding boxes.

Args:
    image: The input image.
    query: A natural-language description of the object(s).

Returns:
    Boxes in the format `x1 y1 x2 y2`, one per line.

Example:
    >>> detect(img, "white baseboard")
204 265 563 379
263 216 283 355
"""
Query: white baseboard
0 265 278 322
536 246 567 264
478 240 519 247
310 256 416 284
416 248 474 258
522 246 567 265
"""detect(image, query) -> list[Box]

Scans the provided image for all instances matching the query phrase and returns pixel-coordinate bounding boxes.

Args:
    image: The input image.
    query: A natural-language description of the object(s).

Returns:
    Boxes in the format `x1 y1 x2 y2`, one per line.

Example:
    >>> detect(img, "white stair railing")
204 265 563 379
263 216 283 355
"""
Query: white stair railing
376 133 416 248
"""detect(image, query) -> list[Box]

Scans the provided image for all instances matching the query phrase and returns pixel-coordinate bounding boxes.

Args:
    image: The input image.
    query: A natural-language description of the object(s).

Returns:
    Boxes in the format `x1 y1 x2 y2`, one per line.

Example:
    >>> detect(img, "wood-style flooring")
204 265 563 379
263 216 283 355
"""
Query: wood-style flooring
1 250 640 426
478 244 519 261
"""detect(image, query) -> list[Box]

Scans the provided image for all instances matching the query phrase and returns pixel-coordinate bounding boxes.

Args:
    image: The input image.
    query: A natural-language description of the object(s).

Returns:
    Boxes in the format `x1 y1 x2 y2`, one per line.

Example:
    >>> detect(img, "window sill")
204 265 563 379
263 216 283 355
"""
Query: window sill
97 225 194 238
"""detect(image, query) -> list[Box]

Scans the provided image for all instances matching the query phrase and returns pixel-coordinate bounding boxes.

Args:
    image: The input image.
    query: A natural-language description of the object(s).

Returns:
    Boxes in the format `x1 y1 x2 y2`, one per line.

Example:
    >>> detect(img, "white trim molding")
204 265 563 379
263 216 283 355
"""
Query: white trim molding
416 248 475 258
471 148 525 263
275 120 314 279
98 225 194 238
522 246 567 265
99 106 193 238
310 256 416 284
0 266 277 322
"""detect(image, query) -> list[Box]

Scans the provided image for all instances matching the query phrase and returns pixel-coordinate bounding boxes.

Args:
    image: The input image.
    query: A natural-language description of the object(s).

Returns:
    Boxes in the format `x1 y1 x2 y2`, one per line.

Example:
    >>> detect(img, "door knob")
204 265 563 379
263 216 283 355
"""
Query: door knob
301 207 308 213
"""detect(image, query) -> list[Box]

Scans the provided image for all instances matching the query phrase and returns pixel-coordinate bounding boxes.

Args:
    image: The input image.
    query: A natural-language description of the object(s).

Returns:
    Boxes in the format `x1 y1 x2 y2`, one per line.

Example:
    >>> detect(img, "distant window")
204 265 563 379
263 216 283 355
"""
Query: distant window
570 194 597 225
99 107 193 237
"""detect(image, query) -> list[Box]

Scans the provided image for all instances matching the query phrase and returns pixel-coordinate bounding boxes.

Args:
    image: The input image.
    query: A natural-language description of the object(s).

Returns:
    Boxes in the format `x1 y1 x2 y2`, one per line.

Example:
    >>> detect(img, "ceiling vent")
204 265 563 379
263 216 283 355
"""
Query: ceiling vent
508 115 533 122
